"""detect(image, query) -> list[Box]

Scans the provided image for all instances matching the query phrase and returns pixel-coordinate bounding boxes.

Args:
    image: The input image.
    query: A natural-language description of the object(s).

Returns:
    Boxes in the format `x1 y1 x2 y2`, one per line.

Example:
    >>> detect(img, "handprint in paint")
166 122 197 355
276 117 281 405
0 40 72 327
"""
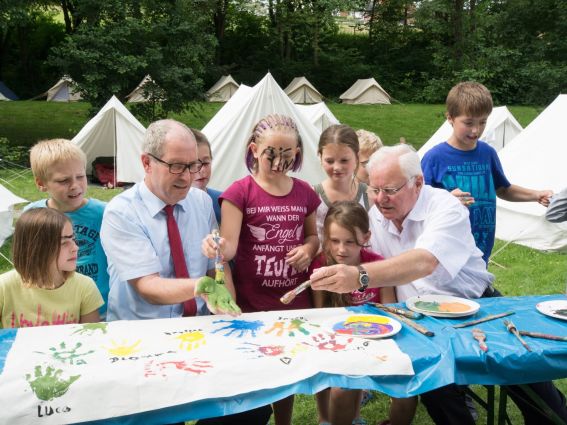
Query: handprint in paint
144 359 212 378
237 342 285 359
212 319 264 338
309 333 353 351
72 322 108 335
265 318 319 337
26 365 80 401
176 331 206 351
39 341 95 365
104 339 141 356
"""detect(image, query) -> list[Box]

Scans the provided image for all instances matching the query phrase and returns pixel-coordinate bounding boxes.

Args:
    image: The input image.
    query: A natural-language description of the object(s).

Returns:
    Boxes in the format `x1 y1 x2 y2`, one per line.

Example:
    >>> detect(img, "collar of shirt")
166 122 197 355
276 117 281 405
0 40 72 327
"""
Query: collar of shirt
139 181 188 218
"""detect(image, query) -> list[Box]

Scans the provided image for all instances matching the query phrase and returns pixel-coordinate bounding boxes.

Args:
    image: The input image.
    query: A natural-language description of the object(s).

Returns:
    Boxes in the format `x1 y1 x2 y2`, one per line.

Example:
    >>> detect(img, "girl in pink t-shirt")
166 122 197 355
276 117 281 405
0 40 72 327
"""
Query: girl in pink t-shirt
310 201 398 425
202 114 320 425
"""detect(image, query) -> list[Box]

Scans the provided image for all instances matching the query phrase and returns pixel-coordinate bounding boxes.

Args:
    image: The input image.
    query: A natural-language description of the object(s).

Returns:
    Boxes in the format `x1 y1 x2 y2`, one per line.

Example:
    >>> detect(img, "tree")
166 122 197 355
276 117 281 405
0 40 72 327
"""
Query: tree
50 0 217 119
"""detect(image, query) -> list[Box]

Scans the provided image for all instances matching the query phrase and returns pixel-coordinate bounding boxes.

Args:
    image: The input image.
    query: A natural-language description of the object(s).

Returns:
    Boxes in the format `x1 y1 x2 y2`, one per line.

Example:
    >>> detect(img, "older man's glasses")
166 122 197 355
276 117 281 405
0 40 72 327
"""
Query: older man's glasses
148 153 203 174
367 177 415 197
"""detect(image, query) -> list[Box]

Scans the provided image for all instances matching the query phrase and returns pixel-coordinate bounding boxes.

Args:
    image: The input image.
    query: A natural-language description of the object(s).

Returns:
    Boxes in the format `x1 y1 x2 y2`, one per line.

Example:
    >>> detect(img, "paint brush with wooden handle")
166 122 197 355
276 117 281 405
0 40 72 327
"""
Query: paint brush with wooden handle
280 280 311 305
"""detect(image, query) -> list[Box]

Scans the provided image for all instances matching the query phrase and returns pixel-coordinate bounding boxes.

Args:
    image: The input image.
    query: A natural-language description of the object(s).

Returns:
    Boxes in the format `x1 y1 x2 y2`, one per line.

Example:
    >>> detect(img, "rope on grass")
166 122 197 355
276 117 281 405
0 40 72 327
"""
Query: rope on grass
0 250 13 266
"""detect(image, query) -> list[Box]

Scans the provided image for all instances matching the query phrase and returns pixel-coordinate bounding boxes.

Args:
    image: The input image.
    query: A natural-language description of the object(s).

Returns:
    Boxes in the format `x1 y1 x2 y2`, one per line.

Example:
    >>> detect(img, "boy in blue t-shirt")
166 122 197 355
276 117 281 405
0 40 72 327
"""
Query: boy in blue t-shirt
421 82 552 264
26 138 109 318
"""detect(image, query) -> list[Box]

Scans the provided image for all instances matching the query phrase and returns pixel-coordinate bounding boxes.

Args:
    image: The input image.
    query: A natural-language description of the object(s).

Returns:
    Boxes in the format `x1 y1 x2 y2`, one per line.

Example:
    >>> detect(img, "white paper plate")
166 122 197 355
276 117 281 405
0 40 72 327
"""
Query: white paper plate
536 300 567 321
327 314 402 339
406 295 480 318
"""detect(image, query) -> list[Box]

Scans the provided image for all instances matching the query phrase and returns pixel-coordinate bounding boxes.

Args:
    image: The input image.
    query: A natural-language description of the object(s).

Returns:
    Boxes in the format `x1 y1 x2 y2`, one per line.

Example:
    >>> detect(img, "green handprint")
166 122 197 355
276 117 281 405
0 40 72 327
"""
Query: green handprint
196 276 241 315
73 322 108 335
26 365 80 401
46 341 95 365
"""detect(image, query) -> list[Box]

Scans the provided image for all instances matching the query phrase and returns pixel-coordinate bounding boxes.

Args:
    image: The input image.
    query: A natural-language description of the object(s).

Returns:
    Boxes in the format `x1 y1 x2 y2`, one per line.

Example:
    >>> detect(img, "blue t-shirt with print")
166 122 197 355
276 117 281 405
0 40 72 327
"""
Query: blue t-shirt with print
421 141 510 264
25 198 109 317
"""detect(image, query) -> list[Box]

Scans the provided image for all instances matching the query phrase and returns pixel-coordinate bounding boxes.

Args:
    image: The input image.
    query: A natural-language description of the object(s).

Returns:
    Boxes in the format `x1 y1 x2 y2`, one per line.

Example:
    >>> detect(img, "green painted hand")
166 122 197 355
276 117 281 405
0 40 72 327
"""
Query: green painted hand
195 276 241 315
26 365 80 401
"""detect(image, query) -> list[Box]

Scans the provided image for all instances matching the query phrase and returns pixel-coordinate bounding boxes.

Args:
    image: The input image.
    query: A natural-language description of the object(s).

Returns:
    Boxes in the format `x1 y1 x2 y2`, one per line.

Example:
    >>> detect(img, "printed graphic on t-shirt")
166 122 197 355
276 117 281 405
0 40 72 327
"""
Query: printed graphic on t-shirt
73 223 100 280
246 204 307 289
442 161 497 260
11 305 79 328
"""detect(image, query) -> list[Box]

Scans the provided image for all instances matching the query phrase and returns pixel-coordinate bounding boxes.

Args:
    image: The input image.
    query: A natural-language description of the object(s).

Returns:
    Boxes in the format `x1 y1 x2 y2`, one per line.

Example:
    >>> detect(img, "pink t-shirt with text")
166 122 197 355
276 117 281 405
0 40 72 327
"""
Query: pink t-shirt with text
221 176 321 312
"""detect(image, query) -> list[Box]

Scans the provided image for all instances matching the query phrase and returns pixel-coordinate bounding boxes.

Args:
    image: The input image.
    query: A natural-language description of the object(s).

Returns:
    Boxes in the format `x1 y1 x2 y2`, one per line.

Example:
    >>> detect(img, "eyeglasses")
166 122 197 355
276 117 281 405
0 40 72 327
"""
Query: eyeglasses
367 176 415 197
148 153 203 174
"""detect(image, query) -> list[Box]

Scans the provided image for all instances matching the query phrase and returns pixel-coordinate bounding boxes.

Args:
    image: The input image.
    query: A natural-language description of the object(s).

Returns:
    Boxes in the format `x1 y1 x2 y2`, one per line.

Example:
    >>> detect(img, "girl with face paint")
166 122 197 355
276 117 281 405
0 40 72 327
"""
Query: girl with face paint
201 114 321 425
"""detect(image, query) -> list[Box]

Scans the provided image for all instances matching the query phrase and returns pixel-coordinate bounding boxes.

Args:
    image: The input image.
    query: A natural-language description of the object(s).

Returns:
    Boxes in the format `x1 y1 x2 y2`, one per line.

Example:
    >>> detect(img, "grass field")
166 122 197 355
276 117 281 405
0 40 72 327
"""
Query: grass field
0 100 565 424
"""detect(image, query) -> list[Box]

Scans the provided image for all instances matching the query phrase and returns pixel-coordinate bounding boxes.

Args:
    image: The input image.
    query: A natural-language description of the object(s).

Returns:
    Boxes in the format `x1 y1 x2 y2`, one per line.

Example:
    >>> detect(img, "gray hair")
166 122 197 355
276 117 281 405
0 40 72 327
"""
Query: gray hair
367 144 422 186
143 119 194 157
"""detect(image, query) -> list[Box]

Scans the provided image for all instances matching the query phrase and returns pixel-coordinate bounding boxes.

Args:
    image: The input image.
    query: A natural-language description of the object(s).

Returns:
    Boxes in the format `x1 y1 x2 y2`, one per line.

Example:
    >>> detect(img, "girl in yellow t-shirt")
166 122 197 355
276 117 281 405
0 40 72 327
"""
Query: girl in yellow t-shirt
0 208 103 328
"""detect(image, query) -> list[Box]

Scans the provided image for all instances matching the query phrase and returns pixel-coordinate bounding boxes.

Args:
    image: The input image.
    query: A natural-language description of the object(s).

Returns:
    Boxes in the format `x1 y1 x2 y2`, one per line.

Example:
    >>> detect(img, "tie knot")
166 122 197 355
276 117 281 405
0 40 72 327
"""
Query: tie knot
164 204 175 217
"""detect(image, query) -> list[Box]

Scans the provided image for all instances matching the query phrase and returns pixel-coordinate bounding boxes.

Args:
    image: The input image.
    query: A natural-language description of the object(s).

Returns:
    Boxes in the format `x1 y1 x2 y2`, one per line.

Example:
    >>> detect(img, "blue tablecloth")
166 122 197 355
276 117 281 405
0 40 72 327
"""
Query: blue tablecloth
1 295 566 424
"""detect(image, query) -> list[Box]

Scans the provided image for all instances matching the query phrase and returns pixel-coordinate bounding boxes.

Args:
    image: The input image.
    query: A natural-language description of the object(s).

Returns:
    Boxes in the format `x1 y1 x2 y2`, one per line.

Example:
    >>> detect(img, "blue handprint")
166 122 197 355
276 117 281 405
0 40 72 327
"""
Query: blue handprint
212 319 264 338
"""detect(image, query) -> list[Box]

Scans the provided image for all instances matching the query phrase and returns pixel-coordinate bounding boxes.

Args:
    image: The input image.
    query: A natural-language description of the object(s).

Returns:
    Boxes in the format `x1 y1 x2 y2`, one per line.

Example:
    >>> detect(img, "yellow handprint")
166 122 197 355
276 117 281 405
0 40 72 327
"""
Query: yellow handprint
104 339 141 356
175 331 206 351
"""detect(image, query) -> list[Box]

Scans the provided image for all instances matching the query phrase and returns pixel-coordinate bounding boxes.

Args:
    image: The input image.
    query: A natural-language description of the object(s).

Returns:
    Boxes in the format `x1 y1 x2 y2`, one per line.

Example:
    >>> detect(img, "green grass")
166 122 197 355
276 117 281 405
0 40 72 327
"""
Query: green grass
0 101 542 151
0 101 564 424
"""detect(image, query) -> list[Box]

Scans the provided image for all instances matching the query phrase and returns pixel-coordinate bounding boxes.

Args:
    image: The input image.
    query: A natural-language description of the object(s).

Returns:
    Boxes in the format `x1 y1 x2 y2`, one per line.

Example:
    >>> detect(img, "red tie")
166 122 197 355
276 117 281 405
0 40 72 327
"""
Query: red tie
164 205 197 316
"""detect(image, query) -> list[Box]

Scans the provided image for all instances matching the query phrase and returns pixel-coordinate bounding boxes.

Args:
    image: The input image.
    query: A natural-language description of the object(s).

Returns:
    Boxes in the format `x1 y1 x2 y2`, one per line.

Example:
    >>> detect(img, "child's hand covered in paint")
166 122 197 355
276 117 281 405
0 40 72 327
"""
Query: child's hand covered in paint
450 188 475 206
195 276 241 316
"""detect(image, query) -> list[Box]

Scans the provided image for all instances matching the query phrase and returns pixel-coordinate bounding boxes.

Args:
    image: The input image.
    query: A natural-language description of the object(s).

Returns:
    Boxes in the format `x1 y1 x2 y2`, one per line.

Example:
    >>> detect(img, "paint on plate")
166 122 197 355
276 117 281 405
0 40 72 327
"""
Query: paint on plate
332 315 394 337
414 301 471 313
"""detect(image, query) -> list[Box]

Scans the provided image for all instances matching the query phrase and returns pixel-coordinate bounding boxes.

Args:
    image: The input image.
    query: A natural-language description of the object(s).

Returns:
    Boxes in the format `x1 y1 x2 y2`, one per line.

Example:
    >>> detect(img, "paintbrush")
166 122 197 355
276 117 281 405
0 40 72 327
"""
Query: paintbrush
212 229 225 284
388 311 435 337
472 328 488 352
453 311 515 328
280 280 311 305
518 331 567 342
373 303 423 319
504 320 532 351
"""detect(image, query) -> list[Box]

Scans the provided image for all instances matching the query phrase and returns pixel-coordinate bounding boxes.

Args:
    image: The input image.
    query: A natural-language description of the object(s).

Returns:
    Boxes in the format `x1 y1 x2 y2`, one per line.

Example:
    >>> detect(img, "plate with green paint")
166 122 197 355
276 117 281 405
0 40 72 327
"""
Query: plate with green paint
536 300 567 321
405 295 480 318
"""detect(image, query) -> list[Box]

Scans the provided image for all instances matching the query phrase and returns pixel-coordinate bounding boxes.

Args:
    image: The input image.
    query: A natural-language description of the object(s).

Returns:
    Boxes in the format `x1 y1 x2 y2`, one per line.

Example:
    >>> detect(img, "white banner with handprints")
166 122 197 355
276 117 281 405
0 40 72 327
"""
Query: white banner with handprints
0 308 413 424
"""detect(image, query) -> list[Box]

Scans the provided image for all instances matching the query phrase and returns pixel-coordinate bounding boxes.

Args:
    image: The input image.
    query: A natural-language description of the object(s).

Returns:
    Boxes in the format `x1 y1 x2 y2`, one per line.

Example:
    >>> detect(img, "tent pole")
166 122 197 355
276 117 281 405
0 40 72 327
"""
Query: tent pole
113 109 117 186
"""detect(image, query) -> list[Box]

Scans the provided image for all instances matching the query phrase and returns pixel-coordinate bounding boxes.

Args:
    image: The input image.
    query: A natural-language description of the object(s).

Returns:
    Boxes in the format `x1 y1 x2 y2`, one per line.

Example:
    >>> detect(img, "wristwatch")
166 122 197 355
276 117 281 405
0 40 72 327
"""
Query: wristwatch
357 265 369 292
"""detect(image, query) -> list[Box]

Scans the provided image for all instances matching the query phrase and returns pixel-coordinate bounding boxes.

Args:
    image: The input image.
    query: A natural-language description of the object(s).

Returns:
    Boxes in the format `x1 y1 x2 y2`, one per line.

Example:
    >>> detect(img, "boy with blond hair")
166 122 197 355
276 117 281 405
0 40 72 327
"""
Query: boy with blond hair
355 129 383 184
421 82 552 264
26 138 109 317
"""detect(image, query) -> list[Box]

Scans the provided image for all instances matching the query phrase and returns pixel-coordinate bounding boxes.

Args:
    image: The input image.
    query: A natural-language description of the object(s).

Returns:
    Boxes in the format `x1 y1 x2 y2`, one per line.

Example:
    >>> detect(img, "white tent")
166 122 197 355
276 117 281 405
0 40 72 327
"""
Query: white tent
125 75 155 103
284 76 323 104
206 75 239 102
73 96 146 183
339 78 391 105
495 94 567 252
0 184 26 247
296 102 340 131
418 106 523 158
202 72 326 190
45 76 82 102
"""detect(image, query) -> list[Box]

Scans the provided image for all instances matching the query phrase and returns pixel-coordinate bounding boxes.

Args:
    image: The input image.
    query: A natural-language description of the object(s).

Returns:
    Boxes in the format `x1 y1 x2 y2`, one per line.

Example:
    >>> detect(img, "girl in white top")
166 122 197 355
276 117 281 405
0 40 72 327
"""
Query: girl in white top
314 124 369 243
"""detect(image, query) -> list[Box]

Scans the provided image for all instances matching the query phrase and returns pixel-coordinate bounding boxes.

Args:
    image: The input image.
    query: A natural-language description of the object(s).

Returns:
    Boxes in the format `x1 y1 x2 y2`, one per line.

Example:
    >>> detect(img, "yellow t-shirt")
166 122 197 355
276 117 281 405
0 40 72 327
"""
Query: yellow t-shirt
0 270 104 328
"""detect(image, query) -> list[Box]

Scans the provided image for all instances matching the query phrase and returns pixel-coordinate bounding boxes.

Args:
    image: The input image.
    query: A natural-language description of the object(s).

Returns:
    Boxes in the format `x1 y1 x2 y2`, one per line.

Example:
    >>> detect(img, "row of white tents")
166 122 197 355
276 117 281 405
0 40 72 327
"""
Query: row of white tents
1 76 566 255
20 74 392 105
208 75 391 105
